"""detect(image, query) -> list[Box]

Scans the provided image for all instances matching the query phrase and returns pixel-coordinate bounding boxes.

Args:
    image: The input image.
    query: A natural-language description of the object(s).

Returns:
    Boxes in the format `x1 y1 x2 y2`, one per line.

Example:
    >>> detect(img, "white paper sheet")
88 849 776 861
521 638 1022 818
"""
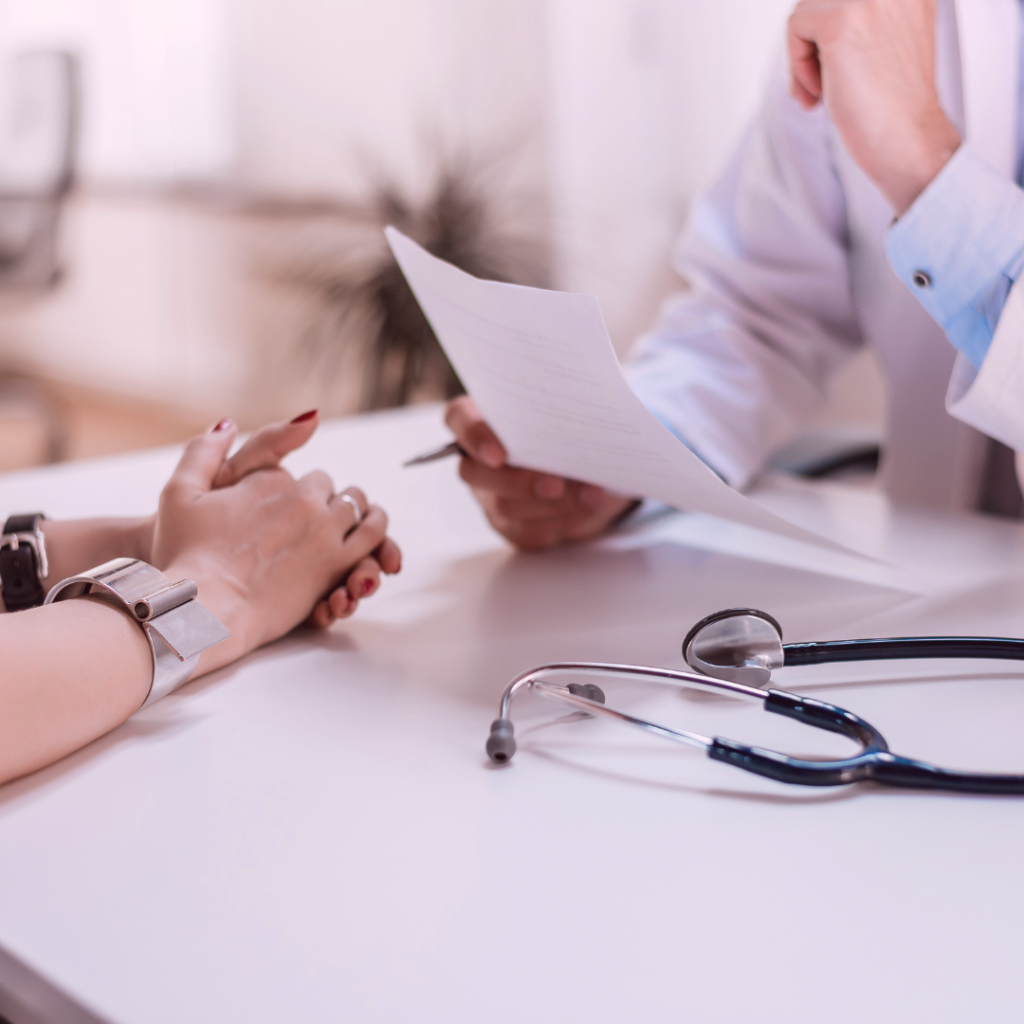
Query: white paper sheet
387 227 858 555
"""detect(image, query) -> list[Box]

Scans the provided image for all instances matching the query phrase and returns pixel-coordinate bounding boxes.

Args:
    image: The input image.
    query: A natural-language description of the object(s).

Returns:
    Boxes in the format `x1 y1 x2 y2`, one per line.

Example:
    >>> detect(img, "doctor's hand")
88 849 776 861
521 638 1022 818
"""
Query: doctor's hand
445 396 638 550
787 0 960 215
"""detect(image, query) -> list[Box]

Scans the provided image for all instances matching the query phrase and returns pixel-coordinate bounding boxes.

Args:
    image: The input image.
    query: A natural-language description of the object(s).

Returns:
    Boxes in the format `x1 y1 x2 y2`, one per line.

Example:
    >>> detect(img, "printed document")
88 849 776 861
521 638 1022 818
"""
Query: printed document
387 227 855 554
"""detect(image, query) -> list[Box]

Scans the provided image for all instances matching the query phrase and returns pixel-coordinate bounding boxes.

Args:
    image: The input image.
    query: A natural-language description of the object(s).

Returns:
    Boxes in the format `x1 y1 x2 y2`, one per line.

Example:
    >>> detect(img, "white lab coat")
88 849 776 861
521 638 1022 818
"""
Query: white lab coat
626 0 1023 511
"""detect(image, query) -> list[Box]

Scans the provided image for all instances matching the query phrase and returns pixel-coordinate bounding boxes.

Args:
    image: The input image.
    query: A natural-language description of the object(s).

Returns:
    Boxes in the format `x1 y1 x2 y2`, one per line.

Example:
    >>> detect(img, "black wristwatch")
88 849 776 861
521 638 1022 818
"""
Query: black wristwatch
0 513 48 611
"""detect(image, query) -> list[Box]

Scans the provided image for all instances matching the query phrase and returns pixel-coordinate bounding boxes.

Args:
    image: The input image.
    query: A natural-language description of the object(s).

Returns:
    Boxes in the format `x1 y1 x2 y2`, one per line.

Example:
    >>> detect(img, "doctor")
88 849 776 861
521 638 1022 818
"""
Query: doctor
446 0 1024 549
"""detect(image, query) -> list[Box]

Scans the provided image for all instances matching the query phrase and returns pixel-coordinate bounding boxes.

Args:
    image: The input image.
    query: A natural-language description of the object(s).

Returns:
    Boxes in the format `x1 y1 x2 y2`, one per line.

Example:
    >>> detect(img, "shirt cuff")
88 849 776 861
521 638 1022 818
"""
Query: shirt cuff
886 144 1024 367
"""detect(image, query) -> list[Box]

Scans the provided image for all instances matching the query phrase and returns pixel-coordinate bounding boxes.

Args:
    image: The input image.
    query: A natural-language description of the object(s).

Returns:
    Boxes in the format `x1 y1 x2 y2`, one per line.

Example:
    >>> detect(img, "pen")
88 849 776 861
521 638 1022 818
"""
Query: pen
402 440 466 467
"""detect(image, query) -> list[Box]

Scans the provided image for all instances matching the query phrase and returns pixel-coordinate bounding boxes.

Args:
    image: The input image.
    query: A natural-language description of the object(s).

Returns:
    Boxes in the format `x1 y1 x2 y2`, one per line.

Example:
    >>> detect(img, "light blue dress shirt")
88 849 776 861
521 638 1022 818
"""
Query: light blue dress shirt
886 141 1024 370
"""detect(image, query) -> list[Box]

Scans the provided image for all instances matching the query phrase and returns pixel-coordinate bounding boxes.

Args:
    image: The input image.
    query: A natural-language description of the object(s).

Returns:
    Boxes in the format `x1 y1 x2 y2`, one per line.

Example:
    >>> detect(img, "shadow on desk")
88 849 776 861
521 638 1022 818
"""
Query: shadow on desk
345 536 913 708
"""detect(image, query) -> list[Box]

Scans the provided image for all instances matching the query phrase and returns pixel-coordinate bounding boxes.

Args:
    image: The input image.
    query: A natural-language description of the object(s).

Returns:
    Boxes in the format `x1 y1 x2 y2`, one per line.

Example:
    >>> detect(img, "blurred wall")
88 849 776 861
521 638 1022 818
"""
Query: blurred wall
230 0 548 203
547 0 796 347
0 0 234 181
0 0 551 423
0 0 885 435
0 0 548 195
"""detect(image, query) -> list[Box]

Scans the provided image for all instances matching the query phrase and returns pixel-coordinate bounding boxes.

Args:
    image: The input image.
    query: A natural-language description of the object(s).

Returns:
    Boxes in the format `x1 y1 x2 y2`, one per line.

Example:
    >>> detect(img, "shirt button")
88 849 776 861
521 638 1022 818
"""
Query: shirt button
912 270 932 289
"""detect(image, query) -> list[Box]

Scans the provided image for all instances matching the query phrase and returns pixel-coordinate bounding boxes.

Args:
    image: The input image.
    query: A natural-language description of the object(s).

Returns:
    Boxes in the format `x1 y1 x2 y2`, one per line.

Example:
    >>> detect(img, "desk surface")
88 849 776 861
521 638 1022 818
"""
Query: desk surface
0 404 1022 1023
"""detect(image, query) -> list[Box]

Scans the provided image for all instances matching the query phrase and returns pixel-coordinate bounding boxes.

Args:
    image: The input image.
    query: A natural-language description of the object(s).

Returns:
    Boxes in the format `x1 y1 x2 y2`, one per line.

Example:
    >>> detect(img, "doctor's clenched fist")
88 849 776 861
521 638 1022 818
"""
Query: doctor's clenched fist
788 0 961 215
445 397 637 550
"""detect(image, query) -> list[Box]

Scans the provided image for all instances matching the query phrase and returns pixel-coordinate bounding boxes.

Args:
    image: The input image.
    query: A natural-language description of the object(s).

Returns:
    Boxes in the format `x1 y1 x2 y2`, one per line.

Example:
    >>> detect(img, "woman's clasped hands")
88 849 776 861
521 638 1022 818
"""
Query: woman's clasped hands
149 410 401 674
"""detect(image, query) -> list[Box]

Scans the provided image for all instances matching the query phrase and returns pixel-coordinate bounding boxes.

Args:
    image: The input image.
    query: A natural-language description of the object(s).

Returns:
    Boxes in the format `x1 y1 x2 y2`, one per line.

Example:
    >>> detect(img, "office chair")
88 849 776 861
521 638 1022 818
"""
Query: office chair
0 51 78 466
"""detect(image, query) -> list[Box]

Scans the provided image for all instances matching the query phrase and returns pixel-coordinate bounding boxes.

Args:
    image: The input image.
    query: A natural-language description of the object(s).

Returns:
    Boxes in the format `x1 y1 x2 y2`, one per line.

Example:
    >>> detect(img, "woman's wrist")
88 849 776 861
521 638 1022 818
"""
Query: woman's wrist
124 515 156 564
161 557 251 675
39 517 154 588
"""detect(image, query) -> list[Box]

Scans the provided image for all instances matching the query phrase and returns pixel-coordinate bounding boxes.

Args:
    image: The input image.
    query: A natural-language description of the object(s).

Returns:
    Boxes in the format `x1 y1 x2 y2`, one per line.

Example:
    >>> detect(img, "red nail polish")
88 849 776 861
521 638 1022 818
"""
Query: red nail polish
290 409 318 424
213 419 232 432
363 578 374 595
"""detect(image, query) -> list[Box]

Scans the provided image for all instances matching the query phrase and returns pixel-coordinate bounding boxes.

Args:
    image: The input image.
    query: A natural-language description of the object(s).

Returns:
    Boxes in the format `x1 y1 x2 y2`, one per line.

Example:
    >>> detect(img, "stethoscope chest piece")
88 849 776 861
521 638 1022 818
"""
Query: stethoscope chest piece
682 608 784 687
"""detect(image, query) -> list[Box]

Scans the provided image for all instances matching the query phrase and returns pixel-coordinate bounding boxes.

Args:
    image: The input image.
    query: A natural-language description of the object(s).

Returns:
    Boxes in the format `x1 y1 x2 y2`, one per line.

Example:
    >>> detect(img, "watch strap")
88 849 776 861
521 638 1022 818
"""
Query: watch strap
1 513 46 611
4 513 43 535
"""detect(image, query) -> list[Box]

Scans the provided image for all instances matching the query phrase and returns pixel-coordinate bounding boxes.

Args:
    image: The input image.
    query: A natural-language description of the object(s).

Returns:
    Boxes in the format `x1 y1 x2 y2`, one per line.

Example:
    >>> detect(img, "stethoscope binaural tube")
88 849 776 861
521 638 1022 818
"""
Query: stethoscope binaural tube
485 661 1024 792
486 662 767 763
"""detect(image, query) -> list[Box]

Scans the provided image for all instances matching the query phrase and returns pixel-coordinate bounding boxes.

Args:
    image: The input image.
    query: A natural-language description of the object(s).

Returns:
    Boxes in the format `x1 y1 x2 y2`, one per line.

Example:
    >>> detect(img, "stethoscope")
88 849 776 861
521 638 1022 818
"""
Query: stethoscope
486 608 1024 794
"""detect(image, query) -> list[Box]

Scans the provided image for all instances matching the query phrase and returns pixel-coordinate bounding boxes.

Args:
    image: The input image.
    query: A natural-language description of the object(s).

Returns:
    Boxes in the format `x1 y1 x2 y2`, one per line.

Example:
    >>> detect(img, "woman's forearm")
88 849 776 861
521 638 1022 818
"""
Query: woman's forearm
0 597 151 783
0 411 402 787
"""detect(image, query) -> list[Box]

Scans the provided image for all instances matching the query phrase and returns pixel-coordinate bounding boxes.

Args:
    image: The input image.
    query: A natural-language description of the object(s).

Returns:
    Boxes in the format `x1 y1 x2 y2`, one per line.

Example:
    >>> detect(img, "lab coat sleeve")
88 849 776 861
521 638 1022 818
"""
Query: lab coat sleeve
919 148 1024 452
947 280 1024 452
886 143 1024 371
623 64 863 490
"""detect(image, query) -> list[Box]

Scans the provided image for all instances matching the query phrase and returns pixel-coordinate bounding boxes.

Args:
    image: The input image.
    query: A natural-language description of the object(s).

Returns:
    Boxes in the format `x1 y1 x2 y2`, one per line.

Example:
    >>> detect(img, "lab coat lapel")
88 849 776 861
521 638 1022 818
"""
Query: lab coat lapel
955 0 1019 178
944 1 1024 460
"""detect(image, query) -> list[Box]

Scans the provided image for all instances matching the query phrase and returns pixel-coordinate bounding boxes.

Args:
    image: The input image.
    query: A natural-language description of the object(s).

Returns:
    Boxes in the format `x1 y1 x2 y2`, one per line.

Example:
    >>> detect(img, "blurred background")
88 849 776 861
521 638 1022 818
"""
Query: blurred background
0 0 885 471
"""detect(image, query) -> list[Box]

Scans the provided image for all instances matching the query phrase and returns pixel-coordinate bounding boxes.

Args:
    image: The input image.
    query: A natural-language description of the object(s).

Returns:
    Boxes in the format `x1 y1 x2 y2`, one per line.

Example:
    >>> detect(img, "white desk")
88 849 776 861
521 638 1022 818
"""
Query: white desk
0 403 1022 1023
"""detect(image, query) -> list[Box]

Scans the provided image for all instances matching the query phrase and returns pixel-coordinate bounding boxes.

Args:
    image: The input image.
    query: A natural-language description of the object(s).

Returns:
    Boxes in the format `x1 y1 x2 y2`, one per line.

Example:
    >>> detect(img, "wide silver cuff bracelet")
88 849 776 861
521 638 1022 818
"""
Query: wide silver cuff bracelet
44 557 231 707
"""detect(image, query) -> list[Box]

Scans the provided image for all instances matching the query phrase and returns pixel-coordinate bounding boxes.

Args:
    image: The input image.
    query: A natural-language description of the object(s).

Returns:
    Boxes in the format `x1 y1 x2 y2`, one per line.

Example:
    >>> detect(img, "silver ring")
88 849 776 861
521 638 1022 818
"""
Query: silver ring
337 492 363 535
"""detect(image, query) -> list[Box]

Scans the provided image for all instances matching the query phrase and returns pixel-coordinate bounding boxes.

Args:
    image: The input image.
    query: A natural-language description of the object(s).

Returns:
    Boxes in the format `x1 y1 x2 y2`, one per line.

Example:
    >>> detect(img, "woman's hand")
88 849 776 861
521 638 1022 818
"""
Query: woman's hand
30 414 328 591
212 411 400 625
34 411 400 624
211 409 320 489
35 411 329 592
305 527 402 627
148 419 401 675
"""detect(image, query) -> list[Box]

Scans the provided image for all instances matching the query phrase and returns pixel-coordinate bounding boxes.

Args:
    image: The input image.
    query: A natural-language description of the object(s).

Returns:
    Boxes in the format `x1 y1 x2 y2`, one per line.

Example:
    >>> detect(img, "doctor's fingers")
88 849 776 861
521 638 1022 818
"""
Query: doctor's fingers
787 2 825 107
788 40 822 109
459 457 569 501
445 396 507 468
486 492 636 549
562 494 639 540
484 483 608 523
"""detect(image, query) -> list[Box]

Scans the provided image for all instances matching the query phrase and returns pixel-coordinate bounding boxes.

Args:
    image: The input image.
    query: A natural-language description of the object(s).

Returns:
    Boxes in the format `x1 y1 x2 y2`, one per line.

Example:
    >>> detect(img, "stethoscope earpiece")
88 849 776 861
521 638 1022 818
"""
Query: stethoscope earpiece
486 718 516 762
486 683 604 765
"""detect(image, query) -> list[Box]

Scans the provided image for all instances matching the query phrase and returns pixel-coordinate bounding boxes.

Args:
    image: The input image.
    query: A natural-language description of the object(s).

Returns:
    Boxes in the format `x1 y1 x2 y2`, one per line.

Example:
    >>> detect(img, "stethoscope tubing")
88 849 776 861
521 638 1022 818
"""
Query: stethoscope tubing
493 660 1024 794
783 636 1024 666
